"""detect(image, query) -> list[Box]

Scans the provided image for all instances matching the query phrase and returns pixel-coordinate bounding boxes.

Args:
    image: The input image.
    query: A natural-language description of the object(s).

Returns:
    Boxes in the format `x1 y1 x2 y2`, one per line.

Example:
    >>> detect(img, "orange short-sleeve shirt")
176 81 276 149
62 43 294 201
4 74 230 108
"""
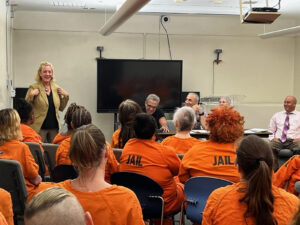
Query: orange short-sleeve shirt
52 133 71 145
0 189 13 225
273 155 300 195
20 123 44 151
59 180 145 225
161 136 201 154
119 138 184 214
202 182 299 225
55 137 71 165
179 140 240 183
0 140 39 196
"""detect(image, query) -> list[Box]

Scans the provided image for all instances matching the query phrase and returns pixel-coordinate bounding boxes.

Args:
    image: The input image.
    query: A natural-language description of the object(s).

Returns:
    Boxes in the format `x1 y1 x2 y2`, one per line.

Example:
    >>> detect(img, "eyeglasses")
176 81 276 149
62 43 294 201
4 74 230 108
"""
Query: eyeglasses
146 104 157 109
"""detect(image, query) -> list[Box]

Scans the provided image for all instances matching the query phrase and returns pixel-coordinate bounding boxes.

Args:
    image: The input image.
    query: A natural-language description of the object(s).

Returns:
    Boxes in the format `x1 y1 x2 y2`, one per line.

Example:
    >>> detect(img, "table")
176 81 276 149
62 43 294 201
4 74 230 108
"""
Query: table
156 129 271 141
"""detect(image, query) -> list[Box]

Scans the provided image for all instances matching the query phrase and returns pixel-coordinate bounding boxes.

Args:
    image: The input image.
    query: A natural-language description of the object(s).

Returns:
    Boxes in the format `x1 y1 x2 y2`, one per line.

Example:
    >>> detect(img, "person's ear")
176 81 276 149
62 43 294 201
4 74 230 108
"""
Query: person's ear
104 146 109 159
71 121 74 129
85 212 94 225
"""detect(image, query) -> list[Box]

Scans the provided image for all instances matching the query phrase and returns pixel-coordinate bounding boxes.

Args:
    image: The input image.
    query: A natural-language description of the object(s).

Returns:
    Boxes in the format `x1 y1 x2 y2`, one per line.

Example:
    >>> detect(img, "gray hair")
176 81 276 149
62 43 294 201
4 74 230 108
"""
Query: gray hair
188 92 199 103
173 106 196 131
219 96 231 105
145 94 160 104
25 187 86 225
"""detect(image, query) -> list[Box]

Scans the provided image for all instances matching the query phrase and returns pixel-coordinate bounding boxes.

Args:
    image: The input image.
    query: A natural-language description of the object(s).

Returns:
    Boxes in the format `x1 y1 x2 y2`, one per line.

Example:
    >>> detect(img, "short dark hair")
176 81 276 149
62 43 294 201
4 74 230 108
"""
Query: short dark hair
14 98 33 123
134 113 156 139
71 107 92 129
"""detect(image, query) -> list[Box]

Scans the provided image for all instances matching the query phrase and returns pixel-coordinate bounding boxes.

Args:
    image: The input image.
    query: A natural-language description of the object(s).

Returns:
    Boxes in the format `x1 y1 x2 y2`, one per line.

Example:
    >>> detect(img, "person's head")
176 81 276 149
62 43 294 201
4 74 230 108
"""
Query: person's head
118 99 142 148
35 61 55 83
236 135 276 225
206 105 244 143
24 187 93 225
64 103 83 130
0 108 22 145
134 113 156 139
71 107 92 129
14 98 34 124
173 106 196 132
69 124 106 174
284 96 297 113
145 94 160 115
185 93 199 107
218 97 230 106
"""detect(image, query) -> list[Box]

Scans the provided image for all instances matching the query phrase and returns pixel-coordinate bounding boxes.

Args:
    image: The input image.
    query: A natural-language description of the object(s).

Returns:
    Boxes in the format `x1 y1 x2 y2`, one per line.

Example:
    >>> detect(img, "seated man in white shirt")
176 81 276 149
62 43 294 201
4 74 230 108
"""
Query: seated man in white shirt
269 96 300 169
185 92 207 129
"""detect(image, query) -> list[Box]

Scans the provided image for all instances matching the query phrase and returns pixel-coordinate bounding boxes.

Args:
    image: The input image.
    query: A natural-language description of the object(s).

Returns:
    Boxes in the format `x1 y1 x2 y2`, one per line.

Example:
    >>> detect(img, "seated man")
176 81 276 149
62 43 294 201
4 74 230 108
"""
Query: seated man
184 92 207 129
269 96 300 169
24 187 93 225
119 113 184 223
144 94 169 132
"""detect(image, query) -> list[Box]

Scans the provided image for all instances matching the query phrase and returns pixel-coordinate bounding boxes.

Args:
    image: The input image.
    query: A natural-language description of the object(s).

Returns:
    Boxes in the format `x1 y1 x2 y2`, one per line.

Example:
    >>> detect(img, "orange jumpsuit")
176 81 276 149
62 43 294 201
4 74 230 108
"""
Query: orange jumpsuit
0 140 39 198
0 213 7 225
179 140 240 183
202 182 299 225
119 138 184 215
161 136 201 154
59 180 145 225
111 128 121 148
0 189 13 225
20 123 44 151
56 139 119 183
52 133 71 145
273 155 300 195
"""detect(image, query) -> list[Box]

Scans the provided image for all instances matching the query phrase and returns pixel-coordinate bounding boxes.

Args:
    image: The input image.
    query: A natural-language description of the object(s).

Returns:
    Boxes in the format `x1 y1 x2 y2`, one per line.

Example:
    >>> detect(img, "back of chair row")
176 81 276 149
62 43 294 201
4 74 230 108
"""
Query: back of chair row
0 159 27 225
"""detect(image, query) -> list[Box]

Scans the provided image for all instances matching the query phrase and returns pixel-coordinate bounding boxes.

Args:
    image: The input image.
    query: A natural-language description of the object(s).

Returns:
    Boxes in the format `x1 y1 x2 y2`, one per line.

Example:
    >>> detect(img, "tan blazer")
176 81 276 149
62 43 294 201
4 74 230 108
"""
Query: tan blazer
25 82 69 133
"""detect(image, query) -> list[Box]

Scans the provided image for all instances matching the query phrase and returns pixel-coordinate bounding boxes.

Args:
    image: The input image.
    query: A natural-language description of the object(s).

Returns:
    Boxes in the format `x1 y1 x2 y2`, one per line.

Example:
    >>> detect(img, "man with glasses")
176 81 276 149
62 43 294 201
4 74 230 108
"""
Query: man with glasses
145 94 169 132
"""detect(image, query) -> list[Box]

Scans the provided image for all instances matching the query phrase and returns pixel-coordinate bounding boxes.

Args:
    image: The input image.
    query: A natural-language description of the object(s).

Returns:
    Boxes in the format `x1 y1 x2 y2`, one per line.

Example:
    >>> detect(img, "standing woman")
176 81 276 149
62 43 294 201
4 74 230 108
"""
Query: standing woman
25 61 69 143
202 135 299 225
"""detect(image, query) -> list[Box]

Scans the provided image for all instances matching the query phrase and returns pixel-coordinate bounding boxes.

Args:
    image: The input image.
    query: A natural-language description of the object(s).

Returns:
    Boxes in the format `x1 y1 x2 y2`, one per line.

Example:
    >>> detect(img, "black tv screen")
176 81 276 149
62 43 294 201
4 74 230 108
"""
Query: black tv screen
97 59 183 113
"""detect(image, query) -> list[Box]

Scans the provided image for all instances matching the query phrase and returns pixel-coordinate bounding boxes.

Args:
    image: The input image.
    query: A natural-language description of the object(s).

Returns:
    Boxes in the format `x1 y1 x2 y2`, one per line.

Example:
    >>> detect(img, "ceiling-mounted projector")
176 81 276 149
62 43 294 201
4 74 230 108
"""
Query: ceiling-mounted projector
243 7 280 24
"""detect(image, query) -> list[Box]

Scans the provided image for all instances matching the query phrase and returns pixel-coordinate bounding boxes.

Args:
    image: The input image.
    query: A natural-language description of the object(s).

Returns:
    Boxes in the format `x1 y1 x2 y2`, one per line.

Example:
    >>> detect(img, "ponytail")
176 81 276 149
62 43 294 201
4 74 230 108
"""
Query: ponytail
237 135 277 225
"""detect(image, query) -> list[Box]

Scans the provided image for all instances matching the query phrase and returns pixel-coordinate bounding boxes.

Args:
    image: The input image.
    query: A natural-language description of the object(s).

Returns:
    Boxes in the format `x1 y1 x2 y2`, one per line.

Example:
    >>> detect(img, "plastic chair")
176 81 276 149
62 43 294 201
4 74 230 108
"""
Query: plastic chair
42 143 59 180
24 142 46 180
180 176 233 225
0 159 28 225
52 165 78 183
111 171 165 225
278 149 293 168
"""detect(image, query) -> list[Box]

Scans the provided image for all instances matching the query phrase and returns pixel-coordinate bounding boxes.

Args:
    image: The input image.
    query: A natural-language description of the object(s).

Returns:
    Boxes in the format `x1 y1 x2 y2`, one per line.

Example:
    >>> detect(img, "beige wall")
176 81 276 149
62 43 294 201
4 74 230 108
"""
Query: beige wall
0 1 12 109
11 11 300 140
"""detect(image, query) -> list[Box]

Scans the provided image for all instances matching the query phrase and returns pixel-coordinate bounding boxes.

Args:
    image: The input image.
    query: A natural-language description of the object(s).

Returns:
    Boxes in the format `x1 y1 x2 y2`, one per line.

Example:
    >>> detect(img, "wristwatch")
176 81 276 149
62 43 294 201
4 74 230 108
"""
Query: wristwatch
199 112 204 116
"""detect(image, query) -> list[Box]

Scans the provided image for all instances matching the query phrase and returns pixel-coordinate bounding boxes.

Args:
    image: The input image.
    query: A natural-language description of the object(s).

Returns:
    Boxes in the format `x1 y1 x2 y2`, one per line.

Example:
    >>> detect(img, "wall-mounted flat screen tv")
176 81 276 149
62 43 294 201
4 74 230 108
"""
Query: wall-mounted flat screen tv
97 59 183 113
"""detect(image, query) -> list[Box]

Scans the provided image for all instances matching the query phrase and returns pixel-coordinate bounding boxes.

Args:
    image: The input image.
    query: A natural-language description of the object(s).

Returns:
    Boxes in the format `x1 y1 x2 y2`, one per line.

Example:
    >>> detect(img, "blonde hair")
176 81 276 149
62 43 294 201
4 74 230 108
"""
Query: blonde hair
25 187 86 225
0 109 22 145
34 61 56 82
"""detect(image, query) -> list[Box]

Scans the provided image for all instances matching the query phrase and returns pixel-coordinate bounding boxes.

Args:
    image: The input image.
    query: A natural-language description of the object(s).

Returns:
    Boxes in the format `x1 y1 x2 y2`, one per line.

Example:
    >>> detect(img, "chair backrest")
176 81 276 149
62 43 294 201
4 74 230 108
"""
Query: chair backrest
42 143 59 179
24 142 46 180
0 159 28 225
112 148 123 162
184 176 233 224
52 165 78 183
167 120 176 131
111 171 164 219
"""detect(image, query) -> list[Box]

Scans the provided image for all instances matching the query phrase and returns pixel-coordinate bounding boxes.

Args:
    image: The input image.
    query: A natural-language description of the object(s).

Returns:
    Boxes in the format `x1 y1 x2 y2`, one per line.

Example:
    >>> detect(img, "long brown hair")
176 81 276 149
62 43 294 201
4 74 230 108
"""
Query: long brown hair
118 99 142 148
237 135 277 225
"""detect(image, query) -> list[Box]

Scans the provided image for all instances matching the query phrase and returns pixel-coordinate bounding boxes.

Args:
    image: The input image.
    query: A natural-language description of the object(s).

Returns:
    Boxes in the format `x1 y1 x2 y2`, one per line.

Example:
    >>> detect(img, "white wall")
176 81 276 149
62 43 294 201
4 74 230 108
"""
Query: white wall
0 1 12 109
11 11 300 140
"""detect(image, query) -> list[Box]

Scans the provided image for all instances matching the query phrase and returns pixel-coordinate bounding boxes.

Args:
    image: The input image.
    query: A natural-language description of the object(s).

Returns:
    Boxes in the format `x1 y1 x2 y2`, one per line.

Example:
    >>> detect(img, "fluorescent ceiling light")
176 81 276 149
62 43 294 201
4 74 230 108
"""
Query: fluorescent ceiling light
259 25 300 39
99 0 150 36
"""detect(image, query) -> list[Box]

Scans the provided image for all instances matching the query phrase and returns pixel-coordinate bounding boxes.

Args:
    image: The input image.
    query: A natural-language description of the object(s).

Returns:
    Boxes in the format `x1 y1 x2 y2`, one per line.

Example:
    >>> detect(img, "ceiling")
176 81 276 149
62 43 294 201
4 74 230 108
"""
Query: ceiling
10 0 300 19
